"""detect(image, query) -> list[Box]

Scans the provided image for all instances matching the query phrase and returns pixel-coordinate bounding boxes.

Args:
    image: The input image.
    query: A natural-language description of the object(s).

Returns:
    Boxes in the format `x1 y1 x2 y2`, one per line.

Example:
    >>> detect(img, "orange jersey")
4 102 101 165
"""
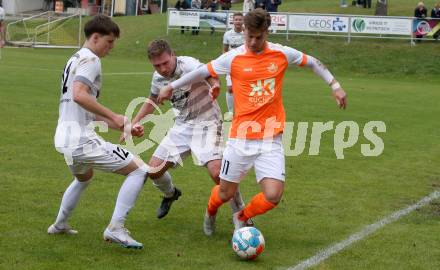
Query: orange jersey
207 42 307 139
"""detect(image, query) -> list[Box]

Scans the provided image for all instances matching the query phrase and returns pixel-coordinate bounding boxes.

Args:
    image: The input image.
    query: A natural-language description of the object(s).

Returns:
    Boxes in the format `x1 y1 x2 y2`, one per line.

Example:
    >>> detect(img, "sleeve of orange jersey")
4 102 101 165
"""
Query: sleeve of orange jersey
207 62 218 78
207 50 233 77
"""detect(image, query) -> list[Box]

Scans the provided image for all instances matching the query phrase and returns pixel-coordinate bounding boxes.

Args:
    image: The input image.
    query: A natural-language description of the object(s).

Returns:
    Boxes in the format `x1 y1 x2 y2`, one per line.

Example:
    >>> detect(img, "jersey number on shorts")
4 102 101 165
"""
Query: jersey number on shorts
221 159 230 175
61 62 73 94
113 147 129 160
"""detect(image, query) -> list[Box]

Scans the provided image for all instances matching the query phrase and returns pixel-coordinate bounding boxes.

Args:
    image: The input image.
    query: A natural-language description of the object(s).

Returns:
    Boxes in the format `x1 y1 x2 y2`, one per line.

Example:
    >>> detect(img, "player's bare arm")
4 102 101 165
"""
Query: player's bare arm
132 95 159 124
72 81 126 130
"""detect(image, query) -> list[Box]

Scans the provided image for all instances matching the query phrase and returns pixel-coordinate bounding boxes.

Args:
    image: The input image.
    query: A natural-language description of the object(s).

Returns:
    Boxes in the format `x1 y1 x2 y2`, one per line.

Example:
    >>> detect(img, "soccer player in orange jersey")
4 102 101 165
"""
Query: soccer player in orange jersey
158 9 347 236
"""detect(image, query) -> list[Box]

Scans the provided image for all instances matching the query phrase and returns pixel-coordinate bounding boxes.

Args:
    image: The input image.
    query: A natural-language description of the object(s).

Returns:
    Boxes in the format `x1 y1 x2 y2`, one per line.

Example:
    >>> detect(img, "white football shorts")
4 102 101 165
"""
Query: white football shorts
57 138 134 175
219 135 285 183
153 121 224 166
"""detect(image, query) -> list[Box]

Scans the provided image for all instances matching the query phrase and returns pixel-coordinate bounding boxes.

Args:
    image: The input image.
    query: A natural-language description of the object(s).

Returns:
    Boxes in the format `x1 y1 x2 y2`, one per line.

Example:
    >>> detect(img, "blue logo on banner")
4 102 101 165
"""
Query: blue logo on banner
332 17 347 31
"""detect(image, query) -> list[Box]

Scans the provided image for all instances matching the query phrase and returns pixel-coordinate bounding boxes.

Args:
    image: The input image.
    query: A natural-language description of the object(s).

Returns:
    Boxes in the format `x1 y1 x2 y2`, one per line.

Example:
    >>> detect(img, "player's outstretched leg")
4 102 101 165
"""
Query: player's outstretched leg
48 175 92 235
103 164 148 249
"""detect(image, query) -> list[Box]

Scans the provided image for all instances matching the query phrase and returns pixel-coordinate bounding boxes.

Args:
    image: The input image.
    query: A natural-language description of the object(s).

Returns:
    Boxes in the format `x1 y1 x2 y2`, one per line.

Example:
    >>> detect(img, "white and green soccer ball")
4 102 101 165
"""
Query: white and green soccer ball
232 227 265 260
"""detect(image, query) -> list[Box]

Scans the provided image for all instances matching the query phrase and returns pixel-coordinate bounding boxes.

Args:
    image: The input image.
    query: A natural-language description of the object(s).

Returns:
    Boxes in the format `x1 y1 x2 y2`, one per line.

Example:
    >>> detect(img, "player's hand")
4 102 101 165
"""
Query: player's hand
119 122 144 143
131 123 144 138
157 85 173 105
332 88 347 109
209 84 220 101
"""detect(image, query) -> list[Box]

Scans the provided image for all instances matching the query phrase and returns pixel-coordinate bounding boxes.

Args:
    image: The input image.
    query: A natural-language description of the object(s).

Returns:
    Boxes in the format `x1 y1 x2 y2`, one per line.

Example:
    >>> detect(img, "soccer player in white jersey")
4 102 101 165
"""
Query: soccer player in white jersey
0 4 5 48
158 9 347 236
125 39 251 224
48 15 147 249
222 12 244 121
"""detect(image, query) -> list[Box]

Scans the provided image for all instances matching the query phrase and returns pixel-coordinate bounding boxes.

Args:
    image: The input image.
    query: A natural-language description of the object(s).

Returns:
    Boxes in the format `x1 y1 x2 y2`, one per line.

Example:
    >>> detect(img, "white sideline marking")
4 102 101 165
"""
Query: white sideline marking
287 190 440 270
4 65 152 76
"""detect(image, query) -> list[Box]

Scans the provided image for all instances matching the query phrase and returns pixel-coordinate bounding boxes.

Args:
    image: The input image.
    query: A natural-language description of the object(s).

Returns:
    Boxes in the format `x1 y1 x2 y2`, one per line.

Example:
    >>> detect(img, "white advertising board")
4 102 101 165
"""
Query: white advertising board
351 17 412 35
169 10 200 27
289 15 349 33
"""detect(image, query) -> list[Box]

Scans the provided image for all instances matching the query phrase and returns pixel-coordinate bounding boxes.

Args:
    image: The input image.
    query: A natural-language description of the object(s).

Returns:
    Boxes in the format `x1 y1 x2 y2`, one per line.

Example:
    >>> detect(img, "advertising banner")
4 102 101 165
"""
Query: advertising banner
169 10 200 27
288 15 349 33
413 19 440 37
199 11 228 29
227 13 287 31
351 17 412 35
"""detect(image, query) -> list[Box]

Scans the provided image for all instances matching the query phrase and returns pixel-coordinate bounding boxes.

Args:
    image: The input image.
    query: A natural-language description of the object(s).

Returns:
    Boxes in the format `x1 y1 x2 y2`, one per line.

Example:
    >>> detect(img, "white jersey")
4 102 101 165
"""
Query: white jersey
54 48 102 151
0 7 5 21
150 56 221 124
223 29 245 51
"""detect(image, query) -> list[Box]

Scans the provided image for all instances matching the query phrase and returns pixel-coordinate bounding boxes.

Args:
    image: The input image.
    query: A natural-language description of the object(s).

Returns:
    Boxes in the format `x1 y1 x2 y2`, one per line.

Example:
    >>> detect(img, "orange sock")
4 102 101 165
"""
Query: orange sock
240 192 276 221
207 185 226 216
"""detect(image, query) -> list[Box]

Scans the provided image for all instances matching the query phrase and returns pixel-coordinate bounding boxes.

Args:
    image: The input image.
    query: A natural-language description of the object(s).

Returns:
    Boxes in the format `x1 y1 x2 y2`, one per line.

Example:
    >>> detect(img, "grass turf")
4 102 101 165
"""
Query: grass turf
1 6 440 270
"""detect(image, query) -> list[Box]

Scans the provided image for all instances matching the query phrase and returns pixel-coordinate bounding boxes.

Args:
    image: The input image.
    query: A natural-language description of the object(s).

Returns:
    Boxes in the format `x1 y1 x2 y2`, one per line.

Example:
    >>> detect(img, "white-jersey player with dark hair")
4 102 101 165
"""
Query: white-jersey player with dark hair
48 15 147 249
125 39 252 226
222 12 245 121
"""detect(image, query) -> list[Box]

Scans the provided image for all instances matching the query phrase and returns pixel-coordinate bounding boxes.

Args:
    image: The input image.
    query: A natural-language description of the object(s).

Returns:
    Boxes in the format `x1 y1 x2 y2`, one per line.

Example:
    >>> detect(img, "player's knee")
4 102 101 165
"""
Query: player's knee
148 159 169 179
218 186 235 202
75 171 93 182
263 191 283 205
227 87 233 93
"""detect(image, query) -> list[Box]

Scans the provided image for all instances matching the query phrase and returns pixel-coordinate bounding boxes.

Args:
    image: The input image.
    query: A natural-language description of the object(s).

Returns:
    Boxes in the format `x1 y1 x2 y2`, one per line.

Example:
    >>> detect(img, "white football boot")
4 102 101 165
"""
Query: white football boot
47 223 78 235
232 211 255 231
103 225 143 249
203 210 216 236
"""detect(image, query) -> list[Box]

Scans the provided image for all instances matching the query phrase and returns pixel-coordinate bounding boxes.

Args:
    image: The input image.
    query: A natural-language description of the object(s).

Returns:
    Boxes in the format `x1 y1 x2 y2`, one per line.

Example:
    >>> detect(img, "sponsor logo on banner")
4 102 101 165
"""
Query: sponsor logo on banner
351 17 412 35
289 15 349 33
413 19 440 37
352 18 366 32
169 10 200 27
332 17 347 31
228 13 287 31
270 14 287 30
416 21 431 35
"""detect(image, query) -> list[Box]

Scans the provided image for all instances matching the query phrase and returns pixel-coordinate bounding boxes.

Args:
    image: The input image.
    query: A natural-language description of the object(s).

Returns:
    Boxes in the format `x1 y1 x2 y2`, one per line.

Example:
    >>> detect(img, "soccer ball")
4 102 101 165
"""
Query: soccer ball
232 227 265 260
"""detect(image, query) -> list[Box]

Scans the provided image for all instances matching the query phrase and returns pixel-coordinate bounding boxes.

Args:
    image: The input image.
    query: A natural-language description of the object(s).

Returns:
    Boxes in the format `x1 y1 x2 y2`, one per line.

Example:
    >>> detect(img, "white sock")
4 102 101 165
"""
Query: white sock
54 178 91 227
152 171 175 198
229 187 245 213
226 91 234 113
110 166 148 228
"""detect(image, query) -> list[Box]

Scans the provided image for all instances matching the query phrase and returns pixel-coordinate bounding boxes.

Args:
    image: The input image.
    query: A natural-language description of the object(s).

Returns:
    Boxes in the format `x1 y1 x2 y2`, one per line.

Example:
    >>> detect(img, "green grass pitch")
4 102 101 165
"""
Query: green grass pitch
1 2 440 269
